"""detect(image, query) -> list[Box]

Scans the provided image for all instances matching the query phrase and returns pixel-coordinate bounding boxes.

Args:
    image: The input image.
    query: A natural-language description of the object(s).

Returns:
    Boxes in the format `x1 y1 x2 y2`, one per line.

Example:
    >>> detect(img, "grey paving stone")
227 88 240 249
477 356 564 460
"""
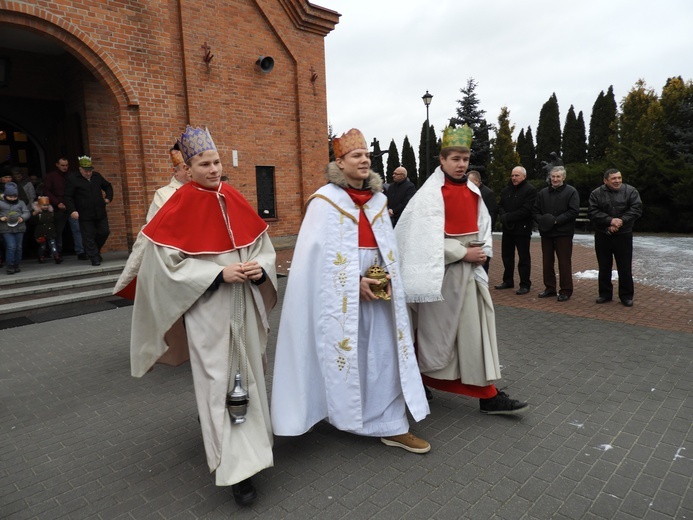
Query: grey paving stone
1 291 691 519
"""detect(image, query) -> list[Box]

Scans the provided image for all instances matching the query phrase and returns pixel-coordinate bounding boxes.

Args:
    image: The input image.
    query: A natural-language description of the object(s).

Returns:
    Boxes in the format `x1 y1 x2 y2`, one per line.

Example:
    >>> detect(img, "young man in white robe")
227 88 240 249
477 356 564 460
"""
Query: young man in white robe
395 125 529 415
129 126 277 507
271 128 430 453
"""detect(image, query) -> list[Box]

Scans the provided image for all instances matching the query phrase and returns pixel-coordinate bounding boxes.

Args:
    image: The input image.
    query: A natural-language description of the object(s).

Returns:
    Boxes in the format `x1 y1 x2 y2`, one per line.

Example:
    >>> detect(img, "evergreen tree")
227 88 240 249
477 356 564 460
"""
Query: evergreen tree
417 123 439 184
575 111 587 163
588 85 618 163
660 76 693 164
608 79 671 231
328 124 336 162
451 78 492 172
370 138 385 179
535 93 562 174
386 139 400 183
562 105 586 163
516 126 537 176
401 136 417 186
488 107 520 194
616 79 664 151
473 120 491 173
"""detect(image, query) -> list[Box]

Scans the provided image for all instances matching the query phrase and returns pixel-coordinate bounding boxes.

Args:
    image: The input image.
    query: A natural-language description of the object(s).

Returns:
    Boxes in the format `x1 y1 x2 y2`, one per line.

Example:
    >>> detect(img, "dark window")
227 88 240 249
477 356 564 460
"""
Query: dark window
256 166 276 219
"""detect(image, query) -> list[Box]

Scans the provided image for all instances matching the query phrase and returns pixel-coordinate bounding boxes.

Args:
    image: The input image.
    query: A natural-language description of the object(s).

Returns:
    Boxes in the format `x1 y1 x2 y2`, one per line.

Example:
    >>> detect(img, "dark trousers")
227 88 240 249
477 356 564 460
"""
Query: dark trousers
595 232 634 300
541 235 573 296
501 233 531 289
53 208 68 249
79 217 110 260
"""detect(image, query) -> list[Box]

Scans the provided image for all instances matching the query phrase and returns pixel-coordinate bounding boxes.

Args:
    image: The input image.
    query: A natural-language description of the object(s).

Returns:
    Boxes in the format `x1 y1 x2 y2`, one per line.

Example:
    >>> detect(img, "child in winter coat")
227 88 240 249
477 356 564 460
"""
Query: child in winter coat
31 196 62 264
0 182 31 274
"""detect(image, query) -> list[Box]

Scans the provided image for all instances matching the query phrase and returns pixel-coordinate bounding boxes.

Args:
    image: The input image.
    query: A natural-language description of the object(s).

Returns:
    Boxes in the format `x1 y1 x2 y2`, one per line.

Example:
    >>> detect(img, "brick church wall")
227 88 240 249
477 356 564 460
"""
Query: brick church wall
0 0 339 248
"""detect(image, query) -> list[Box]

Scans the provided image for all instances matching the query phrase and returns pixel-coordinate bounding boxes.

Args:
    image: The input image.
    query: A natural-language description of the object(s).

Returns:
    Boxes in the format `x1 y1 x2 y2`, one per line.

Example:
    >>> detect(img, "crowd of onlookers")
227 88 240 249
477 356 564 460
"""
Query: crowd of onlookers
0 156 113 274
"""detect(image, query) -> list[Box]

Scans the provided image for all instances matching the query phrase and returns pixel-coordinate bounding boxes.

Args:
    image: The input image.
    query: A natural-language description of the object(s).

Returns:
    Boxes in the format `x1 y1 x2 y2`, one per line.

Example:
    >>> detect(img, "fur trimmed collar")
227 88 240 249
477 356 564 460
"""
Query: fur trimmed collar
325 162 383 193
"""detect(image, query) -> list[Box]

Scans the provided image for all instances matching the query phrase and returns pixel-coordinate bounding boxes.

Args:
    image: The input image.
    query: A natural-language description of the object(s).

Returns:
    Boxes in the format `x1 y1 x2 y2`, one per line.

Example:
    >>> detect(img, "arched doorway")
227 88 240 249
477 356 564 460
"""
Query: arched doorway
0 10 141 253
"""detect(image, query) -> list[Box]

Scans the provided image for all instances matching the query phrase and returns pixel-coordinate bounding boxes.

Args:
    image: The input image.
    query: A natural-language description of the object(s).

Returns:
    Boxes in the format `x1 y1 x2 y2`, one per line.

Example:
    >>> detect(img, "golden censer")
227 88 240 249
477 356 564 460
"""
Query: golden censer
365 264 391 300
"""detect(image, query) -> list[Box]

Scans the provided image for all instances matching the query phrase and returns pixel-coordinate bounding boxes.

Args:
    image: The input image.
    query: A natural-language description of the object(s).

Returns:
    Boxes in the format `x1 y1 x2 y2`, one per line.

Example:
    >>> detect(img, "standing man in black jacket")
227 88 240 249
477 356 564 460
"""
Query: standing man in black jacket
587 168 642 307
468 170 497 273
532 166 579 301
65 156 114 266
495 166 536 295
386 166 417 227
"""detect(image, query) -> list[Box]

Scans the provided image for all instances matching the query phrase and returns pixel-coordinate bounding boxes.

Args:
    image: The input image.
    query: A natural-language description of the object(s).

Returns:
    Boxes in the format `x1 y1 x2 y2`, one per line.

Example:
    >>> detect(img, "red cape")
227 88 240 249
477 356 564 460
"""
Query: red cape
142 181 268 254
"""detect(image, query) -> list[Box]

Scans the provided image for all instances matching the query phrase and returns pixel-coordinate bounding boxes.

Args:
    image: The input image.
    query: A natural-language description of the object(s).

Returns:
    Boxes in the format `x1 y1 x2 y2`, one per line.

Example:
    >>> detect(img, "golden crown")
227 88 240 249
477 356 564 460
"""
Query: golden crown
332 128 367 158
78 156 93 168
441 124 473 150
178 126 217 162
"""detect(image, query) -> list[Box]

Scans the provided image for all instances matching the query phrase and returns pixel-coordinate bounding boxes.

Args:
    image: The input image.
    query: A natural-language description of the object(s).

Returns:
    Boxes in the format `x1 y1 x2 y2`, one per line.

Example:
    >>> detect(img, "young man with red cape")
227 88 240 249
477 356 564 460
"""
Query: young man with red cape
129 126 277 507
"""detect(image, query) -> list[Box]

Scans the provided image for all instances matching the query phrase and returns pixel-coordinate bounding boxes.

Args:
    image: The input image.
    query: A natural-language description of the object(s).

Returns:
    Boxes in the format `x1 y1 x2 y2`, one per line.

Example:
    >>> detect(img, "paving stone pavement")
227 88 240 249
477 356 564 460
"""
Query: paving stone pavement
2 248 692 519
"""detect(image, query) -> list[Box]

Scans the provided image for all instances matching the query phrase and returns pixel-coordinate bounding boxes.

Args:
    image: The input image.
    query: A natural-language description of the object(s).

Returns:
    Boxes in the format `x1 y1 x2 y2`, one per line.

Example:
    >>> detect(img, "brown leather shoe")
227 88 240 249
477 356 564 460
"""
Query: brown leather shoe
381 432 431 454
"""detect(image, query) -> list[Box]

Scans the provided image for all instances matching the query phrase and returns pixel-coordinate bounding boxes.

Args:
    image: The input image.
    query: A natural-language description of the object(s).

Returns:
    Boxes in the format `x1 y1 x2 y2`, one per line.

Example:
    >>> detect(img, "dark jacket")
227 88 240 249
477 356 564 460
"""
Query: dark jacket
43 169 70 207
477 182 498 231
587 183 642 235
386 178 417 226
532 183 579 237
32 210 57 241
64 171 114 220
498 179 536 236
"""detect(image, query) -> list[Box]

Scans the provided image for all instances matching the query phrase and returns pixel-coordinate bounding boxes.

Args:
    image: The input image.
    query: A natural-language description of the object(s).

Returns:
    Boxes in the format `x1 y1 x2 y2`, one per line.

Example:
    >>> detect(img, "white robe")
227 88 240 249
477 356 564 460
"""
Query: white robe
396 168 501 387
130 233 277 486
271 183 429 436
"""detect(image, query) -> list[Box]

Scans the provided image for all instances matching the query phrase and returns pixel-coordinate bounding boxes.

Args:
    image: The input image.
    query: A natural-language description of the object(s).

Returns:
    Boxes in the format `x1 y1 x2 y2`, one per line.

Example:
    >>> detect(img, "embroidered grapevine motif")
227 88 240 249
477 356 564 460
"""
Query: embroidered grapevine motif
334 338 352 376
329 212 353 381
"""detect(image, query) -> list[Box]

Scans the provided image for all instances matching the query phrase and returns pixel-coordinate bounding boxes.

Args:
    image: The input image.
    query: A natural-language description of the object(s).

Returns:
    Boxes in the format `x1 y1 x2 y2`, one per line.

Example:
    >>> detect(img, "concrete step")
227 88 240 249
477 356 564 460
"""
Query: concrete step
1 274 121 304
0 251 129 321
0 287 122 319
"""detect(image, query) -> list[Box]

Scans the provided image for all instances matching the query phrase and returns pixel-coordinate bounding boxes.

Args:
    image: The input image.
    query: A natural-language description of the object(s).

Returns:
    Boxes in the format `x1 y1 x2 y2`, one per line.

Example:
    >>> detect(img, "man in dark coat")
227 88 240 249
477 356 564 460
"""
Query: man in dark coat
587 168 642 307
532 166 579 301
468 170 497 273
386 166 417 226
495 166 536 295
43 157 86 258
64 156 114 266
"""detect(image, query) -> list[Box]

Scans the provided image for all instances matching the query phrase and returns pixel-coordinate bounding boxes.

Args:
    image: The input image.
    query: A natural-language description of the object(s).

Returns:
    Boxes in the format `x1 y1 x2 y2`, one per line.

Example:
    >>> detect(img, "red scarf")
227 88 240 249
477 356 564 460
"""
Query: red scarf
142 181 268 254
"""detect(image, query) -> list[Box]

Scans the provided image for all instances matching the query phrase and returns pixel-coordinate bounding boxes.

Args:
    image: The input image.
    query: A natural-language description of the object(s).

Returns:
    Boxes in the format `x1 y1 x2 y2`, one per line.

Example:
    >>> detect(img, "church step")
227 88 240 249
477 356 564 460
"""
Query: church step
0 274 121 305
0 287 125 321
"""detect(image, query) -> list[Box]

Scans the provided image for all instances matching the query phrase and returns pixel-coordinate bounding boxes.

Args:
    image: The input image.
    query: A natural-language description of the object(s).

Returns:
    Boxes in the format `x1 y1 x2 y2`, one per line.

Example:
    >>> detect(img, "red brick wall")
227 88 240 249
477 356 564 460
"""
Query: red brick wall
0 0 338 249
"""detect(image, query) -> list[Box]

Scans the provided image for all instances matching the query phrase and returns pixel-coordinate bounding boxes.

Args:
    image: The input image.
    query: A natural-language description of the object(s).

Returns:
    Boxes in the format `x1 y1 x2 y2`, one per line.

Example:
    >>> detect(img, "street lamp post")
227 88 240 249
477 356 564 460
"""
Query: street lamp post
422 90 433 179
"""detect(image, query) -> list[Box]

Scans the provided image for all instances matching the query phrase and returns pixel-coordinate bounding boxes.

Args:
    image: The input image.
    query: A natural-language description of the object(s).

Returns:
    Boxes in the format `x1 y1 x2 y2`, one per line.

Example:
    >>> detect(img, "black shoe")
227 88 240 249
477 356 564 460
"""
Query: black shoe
621 299 634 307
13 266 20 273
494 283 514 290
515 287 530 295
557 294 570 302
77 253 89 260
595 296 612 304
91 259 101 266
424 385 433 402
232 478 257 506
6 268 15 275
538 290 556 298
480 391 529 415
